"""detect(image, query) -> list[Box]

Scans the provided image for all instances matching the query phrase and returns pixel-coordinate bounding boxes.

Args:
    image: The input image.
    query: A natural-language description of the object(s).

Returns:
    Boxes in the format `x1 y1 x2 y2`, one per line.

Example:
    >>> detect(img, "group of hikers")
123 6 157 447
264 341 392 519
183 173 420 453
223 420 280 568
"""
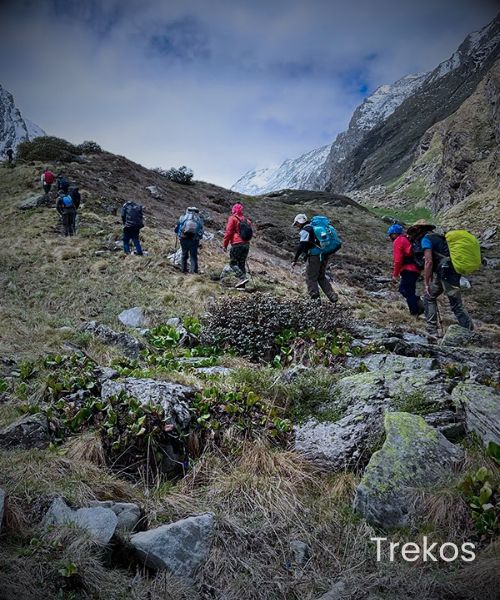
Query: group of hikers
41 167 81 236
37 165 478 340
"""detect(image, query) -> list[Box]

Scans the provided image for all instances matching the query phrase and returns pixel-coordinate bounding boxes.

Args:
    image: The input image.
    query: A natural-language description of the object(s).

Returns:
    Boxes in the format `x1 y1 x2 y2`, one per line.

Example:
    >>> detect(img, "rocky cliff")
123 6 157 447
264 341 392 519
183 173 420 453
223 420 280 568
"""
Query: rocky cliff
0 84 46 156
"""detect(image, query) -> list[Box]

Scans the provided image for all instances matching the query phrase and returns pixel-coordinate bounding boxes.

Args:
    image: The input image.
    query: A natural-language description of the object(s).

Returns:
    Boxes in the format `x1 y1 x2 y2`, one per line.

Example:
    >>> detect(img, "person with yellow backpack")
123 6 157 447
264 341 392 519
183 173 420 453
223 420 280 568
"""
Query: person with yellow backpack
406 220 481 339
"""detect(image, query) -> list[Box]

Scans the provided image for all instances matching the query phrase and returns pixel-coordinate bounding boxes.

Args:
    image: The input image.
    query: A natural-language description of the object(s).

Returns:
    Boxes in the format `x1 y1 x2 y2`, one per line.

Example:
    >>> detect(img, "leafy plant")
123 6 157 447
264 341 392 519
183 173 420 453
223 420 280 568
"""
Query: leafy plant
459 466 499 537
58 561 78 578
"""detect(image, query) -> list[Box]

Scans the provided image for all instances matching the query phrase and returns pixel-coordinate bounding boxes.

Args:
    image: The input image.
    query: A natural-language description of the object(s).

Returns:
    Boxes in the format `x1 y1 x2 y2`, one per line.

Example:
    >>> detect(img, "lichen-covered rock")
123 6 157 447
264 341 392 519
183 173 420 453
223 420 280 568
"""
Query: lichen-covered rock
17 194 46 210
423 410 465 441
88 501 141 532
353 412 464 529
346 354 437 373
452 383 500 445
81 321 145 358
194 366 232 376
130 513 215 578
440 324 478 348
101 377 193 429
118 307 147 328
294 404 384 471
43 497 118 544
0 413 49 449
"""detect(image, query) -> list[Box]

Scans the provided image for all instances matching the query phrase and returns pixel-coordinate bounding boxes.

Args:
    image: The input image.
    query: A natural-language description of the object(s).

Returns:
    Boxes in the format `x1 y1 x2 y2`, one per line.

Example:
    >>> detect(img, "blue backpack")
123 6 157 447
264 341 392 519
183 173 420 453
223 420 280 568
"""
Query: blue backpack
62 195 74 207
309 215 342 256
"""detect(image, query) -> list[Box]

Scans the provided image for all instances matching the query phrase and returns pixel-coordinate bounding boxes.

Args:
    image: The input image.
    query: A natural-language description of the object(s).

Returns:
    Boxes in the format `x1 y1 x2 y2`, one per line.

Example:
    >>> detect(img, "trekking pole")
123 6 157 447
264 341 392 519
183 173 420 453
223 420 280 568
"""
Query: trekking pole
436 301 443 336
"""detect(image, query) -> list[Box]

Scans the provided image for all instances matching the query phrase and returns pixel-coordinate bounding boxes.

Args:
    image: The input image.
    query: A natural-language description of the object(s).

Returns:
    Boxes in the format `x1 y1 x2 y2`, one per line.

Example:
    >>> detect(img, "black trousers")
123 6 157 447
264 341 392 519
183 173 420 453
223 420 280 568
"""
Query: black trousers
180 237 199 273
229 243 249 277
399 271 422 315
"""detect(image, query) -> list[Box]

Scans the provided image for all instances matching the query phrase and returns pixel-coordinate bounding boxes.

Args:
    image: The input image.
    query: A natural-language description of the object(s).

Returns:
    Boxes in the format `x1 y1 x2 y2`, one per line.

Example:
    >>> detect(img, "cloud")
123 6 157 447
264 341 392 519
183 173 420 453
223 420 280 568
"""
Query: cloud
0 0 498 187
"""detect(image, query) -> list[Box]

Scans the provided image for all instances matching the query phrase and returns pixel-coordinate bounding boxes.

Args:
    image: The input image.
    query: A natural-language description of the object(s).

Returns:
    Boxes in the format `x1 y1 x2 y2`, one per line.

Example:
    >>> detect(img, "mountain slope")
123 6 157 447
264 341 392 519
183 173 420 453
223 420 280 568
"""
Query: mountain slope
0 84 46 156
323 13 500 191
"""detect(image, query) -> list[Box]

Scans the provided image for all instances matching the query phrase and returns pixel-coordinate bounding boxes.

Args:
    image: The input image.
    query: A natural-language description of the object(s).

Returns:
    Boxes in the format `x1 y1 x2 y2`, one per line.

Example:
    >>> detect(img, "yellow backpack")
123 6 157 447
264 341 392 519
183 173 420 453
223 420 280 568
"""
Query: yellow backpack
445 230 482 276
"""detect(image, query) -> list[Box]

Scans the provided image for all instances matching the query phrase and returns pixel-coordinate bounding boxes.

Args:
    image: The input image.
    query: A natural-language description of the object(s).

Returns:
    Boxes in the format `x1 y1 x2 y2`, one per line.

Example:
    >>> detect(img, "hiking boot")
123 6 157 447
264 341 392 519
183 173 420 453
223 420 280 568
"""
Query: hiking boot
235 278 249 289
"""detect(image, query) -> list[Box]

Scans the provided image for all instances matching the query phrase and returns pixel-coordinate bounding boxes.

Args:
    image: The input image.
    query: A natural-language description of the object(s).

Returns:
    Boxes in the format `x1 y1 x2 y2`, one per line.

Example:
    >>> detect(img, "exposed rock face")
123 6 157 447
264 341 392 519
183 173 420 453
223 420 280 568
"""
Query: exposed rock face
0 488 5 532
323 15 500 191
452 383 500 445
0 413 49 449
0 83 46 155
118 307 148 328
88 501 142 533
101 377 193 429
43 497 118 544
81 321 145 358
130 513 215 578
440 325 478 348
17 194 48 210
353 412 464 529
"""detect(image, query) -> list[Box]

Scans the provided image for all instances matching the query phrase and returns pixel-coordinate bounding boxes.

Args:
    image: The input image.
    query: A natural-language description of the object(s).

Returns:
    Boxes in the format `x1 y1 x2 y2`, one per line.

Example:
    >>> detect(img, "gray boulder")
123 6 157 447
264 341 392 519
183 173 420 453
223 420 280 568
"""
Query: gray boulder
346 354 437 373
194 366 232 376
452 383 500 445
81 321 145 358
0 488 5 532
294 404 384 471
17 194 46 210
0 413 49 450
101 377 193 429
289 539 309 567
353 412 464 529
43 497 118 544
118 307 148 328
130 513 215 578
88 501 141 532
440 325 477 348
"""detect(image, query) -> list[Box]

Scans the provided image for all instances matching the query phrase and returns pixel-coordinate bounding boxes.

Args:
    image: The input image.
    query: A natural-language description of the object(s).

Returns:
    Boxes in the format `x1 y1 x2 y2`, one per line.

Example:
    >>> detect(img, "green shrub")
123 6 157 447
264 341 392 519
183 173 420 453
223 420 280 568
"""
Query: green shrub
201 293 349 361
459 466 499 537
76 140 102 154
16 136 81 162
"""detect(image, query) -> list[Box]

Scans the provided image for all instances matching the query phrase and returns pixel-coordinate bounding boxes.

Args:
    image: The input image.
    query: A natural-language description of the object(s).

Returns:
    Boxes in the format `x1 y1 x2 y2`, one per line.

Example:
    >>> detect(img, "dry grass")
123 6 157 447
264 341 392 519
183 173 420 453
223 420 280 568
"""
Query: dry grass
64 430 107 466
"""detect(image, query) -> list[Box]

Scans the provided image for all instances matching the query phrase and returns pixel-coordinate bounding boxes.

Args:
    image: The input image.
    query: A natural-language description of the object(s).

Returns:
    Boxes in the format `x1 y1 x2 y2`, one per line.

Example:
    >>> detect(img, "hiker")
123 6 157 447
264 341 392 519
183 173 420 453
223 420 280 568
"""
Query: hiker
56 191 77 236
56 172 70 194
41 167 55 195
6 148 13 165
223 202 253 286
387 223 424 316
121 200 144 255
175 206 204 274
291 213 339 303
406 219 473 338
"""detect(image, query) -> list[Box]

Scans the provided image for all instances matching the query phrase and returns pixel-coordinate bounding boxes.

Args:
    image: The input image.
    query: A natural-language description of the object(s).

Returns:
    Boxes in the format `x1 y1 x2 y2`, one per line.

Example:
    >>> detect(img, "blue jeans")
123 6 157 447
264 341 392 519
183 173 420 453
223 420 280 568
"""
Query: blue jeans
123 226 143 255
180 237 199 273
399 271 422 315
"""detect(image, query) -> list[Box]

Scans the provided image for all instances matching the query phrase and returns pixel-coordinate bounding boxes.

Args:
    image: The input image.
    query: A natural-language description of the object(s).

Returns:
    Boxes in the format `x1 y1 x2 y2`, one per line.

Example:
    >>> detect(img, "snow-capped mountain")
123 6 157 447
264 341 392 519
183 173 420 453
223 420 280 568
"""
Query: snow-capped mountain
0 84 46 156
231 145 330 195
232 12 500 195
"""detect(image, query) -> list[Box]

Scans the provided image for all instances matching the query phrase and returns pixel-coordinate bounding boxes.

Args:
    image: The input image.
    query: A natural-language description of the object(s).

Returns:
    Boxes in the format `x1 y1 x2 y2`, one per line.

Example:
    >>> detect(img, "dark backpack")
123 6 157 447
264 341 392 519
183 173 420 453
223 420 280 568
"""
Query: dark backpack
125 202 144 228
237 217 253 242
411 233 449 270
180 213 203 238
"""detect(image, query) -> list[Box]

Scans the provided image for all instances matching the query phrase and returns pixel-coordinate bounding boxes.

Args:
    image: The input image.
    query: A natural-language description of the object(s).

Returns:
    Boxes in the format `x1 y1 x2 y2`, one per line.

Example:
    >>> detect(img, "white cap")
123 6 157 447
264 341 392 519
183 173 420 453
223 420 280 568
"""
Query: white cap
293 213 308 225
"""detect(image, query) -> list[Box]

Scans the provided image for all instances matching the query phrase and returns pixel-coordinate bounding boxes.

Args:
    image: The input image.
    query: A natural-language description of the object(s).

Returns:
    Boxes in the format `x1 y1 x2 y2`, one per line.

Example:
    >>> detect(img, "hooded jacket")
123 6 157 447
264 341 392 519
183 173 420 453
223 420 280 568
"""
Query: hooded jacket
223 204 251 249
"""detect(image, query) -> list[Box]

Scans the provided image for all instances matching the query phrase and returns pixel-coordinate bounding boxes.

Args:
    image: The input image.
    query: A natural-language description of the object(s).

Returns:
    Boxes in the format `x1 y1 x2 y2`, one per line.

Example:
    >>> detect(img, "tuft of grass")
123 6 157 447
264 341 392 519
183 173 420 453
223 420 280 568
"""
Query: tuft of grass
369 205 433 224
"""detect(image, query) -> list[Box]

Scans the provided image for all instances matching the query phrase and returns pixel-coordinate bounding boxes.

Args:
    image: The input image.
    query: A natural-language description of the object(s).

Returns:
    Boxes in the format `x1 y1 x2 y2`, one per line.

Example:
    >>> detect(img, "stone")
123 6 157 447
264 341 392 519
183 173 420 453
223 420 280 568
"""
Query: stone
423 410 465 441
316 581 350 600
440 325 477 348
118 307 148 328
146 185 159 197
346 354 437 373
294 405 384 471
43 497 118 544
0 413 49 450
94 366 119 382
17 194 46 210
289 539 309 567
194 366 232 376
482 226 496 240
81 321 145 359
130 513 215 578
101 377 193 429
353 412 464 529
168 249 182 266
88 501 141 532
452 383 500 445
0 488 5 532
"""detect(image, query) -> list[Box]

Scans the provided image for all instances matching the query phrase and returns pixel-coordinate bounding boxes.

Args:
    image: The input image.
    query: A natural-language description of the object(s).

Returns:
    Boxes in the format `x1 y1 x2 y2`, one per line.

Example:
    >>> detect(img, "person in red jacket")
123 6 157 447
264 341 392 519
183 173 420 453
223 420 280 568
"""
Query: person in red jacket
223 202 253 285
41 167 55 195
388 224 423 316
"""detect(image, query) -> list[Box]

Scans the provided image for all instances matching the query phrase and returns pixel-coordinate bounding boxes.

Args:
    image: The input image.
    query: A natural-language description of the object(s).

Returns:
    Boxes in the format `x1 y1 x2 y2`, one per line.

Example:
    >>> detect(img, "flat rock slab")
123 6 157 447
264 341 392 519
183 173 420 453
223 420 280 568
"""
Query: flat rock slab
346 354 437 373
118 307 148 328
101 377 193 429
0 413 49 449
130 513 215 578
88 501 141 532
452 383 500 445
81 321 145 358
440 324 478 348
17 194 47 210
353 412 464 529
43 497 118 544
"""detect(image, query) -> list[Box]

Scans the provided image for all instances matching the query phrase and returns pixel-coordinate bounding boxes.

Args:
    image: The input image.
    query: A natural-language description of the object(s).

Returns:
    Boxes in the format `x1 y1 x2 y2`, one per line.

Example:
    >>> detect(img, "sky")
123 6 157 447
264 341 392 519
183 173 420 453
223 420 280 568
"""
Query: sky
0 0 498 188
